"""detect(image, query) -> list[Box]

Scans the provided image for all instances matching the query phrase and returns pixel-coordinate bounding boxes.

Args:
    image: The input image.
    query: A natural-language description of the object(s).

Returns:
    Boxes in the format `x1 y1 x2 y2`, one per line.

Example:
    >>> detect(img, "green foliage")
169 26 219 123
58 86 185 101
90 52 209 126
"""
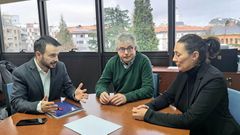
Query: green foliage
88 32 98 51
56 15 74 51
104 5 130 51
133 0 158 51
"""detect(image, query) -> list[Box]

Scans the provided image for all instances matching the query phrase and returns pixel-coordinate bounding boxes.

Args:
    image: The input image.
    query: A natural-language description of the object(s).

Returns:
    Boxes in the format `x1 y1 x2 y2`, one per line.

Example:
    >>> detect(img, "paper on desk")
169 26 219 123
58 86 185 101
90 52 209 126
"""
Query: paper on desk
167 66 178 69
64 115 122 135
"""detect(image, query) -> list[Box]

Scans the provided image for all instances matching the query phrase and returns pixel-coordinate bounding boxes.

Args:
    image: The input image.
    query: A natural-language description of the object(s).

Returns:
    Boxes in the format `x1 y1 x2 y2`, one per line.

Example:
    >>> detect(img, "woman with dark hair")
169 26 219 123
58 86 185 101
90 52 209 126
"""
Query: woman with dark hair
132 34 240 135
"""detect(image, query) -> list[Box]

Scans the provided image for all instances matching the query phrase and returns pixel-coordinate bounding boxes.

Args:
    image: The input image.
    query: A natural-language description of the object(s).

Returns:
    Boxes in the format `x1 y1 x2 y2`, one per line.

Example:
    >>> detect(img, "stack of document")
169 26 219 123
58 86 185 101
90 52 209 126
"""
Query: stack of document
64 115 122 135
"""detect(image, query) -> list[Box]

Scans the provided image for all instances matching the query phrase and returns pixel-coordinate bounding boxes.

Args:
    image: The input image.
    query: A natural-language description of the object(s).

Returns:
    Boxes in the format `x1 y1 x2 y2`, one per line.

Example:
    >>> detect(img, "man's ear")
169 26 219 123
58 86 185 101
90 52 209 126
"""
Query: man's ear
35 51 42 59
192 51 199 61
134 45 138 50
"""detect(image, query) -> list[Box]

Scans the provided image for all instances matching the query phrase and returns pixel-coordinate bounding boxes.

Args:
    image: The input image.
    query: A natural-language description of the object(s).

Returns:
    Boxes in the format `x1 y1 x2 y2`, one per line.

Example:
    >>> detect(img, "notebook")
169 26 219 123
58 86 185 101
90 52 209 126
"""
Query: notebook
47 101 83 119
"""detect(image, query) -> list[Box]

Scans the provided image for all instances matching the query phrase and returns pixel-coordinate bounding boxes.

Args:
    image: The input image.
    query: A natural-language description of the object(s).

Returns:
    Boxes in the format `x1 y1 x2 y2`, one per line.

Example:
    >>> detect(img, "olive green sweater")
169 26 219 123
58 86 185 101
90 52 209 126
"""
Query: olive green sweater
95 52 153 102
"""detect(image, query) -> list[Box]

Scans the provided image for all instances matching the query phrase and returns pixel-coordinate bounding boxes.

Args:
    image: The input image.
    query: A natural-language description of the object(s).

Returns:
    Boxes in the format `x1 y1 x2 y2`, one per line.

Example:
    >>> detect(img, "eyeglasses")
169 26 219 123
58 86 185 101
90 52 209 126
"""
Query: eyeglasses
117 46 134 53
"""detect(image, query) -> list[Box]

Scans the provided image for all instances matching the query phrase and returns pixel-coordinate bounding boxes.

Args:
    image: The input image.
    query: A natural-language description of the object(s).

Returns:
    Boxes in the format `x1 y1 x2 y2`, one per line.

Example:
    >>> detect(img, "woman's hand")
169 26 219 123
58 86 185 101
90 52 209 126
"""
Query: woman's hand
132 104 149 121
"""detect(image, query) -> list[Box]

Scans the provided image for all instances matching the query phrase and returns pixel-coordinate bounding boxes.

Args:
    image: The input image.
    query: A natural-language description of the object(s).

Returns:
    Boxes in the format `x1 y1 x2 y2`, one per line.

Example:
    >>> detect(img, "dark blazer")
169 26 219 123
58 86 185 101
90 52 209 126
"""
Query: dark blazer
144 63 240 135
11 58 76 114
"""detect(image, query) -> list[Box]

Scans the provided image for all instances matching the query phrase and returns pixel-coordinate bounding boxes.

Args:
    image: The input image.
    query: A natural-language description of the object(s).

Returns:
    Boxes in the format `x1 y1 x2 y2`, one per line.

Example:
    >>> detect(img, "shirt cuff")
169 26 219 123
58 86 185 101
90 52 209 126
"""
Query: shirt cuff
37 101 43 113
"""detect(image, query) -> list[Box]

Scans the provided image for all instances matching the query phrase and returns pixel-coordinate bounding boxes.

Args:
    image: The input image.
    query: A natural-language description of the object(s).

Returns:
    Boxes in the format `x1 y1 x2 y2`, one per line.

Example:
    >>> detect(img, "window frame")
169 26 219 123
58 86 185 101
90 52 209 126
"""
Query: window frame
0 0 176 67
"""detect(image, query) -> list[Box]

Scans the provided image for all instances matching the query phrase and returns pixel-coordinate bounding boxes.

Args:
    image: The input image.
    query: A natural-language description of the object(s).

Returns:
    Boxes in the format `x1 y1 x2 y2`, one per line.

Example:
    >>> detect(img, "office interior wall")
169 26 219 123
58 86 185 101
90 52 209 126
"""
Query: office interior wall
1 52 169 93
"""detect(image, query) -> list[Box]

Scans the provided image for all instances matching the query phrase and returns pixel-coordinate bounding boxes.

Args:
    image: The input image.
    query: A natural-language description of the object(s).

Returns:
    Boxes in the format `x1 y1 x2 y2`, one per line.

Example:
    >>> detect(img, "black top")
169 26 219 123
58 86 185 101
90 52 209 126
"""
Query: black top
144 63 240 135
178 66 199 112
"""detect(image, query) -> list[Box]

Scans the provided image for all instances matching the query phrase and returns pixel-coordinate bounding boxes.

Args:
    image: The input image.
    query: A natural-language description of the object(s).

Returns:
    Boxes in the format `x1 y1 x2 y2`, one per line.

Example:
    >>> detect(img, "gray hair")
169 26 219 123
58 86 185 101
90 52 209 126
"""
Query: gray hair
116 33 136 47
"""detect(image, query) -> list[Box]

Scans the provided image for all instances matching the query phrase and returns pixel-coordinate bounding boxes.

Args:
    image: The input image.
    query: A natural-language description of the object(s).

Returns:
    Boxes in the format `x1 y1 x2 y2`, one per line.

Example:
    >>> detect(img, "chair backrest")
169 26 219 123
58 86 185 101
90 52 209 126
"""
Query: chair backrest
152 73 160 98
228 88 240 124
2 83 13 116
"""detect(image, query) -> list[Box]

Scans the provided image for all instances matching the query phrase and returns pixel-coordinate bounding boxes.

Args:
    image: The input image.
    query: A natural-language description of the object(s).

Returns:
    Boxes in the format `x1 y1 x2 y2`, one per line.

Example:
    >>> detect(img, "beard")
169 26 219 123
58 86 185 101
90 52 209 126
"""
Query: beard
40 58 57 69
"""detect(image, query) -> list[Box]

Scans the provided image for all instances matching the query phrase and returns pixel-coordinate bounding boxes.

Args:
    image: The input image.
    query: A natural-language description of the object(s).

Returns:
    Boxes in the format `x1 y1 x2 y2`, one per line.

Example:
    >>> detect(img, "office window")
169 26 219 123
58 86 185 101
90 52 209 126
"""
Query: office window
103 0 168 52
46 0 97 52
230 38 233 44
1 0 40 52
176 0 240 50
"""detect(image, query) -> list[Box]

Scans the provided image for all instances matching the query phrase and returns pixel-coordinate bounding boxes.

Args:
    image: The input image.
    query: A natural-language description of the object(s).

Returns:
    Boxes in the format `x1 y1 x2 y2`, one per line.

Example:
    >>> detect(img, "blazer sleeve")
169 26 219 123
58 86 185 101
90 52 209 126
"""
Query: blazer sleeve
11 69 40 114
145 73 183 111
144 77 226 129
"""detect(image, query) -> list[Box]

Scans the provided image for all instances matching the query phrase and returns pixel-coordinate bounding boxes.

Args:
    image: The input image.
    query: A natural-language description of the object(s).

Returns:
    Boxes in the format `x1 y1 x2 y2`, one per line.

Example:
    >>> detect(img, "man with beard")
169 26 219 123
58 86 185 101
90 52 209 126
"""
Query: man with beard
95 33 153 106
11 36 88 114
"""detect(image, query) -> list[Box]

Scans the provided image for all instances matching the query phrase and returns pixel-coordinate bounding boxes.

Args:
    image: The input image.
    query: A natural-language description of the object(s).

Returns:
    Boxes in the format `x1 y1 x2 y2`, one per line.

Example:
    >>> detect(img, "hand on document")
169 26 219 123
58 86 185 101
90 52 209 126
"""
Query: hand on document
40 96 58 113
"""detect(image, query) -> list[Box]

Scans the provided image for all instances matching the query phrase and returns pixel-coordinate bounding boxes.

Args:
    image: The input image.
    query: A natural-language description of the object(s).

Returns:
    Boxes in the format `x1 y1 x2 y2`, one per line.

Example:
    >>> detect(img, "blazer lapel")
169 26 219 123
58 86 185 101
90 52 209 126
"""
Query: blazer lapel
28 59 44 97
189 63 210 104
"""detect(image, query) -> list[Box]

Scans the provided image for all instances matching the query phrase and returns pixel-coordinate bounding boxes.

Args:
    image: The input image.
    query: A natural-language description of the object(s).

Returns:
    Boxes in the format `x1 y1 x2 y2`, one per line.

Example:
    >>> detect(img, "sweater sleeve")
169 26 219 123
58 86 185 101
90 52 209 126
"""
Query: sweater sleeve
144 78 226 129
125 57 153 102
95 59 113 97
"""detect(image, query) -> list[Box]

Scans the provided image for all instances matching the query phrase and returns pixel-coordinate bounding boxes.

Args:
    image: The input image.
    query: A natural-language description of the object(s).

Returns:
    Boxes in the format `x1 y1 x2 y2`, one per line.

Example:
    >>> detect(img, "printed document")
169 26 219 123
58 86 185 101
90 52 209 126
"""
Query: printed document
64 115 122 135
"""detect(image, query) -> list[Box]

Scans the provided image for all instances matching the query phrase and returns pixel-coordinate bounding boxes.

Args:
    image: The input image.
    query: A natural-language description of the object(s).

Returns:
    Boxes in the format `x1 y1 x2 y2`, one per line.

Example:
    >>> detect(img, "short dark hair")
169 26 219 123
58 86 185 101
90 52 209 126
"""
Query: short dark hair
34 35 61 53
177 34 220 64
